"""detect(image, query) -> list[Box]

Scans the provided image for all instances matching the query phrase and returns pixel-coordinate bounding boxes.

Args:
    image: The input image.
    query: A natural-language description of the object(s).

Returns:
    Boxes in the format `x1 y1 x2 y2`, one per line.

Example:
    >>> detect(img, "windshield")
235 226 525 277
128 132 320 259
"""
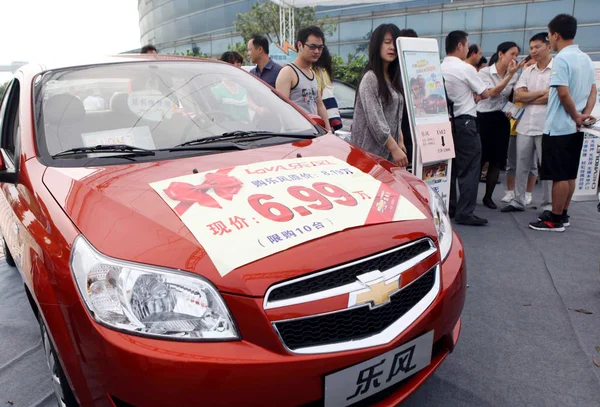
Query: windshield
36 61 318 158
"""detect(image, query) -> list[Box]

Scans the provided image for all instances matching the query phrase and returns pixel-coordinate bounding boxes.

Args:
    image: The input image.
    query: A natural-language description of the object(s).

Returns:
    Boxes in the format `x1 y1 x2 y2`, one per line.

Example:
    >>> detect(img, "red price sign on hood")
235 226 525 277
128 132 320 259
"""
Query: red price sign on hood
150 156 426 277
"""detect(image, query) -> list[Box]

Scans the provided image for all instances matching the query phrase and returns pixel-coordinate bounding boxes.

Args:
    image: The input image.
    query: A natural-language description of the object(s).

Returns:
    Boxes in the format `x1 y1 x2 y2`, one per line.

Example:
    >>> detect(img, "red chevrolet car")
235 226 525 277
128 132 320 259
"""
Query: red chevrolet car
0 55 465 407
423 94 447 115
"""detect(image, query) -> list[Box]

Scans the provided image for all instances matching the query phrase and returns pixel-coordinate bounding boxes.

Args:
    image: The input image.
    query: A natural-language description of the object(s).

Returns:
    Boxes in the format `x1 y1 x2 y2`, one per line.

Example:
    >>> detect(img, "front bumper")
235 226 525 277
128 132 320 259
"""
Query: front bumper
51 232 466 407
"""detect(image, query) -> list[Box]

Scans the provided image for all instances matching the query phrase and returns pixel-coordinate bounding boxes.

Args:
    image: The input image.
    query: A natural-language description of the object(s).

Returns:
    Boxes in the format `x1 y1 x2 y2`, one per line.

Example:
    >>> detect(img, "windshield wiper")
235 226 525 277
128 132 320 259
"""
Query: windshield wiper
173 131 318 148
52 144 156 158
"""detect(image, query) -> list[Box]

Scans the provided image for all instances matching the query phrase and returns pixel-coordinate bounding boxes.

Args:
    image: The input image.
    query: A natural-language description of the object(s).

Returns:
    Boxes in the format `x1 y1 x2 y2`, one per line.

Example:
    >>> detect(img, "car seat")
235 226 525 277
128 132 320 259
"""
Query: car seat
43 94 86 156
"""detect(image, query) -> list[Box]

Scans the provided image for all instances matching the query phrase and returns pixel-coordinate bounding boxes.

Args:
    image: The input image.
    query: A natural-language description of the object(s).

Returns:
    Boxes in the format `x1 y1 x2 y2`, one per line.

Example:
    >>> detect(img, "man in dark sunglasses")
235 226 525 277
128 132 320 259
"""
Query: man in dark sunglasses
276 26 332 131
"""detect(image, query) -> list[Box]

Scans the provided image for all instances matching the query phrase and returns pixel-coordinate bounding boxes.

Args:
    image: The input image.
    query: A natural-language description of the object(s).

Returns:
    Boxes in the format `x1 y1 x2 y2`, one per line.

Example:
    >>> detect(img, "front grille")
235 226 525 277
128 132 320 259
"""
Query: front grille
267 239 433 302
274 267 436 351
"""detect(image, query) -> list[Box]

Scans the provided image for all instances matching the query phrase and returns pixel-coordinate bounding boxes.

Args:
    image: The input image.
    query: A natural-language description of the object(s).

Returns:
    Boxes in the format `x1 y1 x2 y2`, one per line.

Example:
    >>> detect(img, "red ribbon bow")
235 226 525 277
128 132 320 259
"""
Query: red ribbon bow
163 168 243 215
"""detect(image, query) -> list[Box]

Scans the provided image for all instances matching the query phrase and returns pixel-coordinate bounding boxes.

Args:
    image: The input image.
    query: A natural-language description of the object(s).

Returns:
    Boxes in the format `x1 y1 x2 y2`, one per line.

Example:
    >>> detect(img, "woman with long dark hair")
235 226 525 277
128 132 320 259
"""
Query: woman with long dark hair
476 41 527 209
351 23 408 167
220 51 243 67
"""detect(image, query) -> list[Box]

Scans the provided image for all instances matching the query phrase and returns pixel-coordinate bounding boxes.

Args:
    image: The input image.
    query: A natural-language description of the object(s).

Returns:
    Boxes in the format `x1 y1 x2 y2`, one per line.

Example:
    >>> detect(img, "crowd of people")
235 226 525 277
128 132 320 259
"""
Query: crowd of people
442 14 596 232
138 12 596 233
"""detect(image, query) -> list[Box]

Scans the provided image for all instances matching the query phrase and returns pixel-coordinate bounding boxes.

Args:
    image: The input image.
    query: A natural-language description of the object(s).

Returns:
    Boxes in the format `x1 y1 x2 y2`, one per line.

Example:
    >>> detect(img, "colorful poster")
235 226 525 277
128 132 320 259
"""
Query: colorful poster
422 161 450 206
415 121 455 163
150 156 426 276
403 51 449 120
402 51 455 164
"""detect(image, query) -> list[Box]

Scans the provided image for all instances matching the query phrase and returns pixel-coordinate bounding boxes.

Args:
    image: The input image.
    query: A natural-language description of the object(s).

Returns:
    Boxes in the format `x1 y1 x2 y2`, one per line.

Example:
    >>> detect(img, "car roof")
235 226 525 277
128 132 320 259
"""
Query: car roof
16 54 221 79
331 79 356 89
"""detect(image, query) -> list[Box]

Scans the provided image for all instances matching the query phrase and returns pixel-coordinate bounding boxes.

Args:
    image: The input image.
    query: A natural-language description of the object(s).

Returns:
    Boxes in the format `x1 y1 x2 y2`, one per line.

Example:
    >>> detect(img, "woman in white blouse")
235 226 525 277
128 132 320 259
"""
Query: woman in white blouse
476 42 527 209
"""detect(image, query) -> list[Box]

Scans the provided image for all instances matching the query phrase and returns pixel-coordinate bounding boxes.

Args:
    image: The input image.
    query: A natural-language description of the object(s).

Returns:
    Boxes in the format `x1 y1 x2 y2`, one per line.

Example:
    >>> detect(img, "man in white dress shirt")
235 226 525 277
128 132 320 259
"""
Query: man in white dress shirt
502 32 553 213
441 31 490 226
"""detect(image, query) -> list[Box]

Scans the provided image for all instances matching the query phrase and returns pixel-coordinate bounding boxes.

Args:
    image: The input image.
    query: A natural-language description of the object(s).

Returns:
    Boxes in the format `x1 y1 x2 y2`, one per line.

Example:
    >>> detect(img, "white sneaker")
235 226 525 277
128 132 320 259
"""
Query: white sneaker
501 190 515 203
525 192 532 206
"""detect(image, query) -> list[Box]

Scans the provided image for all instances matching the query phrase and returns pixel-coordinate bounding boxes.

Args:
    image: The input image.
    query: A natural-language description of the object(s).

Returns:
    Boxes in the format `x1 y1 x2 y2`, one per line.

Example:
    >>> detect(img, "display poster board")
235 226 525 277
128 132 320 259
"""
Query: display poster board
573 61 600 201
397 38 455 209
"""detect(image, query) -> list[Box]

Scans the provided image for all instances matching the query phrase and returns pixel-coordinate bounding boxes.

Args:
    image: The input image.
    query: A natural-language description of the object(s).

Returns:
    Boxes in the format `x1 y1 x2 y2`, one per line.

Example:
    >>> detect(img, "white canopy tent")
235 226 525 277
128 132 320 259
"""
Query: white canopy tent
269 0 418 45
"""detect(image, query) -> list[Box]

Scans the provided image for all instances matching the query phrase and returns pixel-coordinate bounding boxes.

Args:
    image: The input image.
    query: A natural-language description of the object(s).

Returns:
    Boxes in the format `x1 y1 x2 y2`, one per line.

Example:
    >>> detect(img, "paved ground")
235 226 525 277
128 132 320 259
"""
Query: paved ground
1 182 599 406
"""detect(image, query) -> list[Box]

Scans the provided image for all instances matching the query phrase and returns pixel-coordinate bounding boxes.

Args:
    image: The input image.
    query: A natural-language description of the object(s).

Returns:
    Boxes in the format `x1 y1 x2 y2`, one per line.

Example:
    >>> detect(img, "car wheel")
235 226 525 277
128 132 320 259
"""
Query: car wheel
39 316 79 407
3 238 15 267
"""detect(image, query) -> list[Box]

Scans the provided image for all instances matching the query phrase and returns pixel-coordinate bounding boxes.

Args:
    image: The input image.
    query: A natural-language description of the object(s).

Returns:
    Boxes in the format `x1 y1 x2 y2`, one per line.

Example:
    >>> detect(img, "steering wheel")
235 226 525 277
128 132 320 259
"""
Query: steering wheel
250 110 285 132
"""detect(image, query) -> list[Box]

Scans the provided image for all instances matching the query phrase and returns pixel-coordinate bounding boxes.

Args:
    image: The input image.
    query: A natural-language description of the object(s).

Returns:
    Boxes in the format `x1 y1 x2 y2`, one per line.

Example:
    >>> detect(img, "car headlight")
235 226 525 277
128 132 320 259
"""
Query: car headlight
70 236 239 340
427 186 453 261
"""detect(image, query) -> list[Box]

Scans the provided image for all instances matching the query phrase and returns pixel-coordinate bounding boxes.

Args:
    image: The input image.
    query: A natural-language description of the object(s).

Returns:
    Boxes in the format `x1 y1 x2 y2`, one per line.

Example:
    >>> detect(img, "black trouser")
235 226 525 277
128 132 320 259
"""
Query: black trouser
449 115 482 220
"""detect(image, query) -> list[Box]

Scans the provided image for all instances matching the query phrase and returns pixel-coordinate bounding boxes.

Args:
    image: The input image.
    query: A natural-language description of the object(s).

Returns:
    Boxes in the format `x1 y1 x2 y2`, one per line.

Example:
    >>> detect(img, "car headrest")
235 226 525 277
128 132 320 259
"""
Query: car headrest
44 94 85 126
110 92 131 113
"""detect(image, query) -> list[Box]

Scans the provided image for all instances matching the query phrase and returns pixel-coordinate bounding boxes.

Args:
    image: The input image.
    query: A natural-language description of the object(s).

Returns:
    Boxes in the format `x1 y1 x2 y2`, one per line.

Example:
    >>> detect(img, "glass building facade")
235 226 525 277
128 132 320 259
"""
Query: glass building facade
139 0 600 61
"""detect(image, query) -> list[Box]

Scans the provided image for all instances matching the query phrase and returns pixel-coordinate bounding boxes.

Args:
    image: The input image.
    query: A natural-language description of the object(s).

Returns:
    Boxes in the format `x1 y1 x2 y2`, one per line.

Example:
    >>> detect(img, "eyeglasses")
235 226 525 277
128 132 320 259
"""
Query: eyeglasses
304 43 325 51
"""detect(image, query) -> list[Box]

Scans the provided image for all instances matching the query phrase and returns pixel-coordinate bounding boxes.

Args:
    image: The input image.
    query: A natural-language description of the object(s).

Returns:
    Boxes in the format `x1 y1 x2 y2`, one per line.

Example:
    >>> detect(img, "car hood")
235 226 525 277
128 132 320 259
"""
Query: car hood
42 134 436 297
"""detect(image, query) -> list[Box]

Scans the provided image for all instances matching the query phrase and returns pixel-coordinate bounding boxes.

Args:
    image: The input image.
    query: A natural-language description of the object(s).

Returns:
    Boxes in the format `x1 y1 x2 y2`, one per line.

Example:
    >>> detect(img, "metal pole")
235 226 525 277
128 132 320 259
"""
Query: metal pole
288 7 296 44
279 5 284 46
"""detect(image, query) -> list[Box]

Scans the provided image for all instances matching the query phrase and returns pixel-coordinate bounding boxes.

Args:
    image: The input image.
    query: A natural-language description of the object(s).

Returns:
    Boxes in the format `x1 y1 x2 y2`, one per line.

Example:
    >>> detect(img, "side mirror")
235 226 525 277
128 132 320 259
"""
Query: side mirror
339 108 354 119
0 152 5 171
308 114 326 129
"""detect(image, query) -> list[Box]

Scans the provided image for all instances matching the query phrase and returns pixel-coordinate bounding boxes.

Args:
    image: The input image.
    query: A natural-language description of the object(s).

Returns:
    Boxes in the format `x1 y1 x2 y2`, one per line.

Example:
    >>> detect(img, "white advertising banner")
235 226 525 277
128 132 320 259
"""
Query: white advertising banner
572 133 600 201
150 156 426 276
573 61 600 201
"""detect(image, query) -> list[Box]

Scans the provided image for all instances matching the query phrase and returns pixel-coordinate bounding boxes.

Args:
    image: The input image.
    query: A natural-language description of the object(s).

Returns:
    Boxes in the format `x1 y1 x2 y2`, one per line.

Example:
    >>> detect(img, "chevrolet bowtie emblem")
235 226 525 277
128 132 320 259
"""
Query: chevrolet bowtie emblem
348 271 402 309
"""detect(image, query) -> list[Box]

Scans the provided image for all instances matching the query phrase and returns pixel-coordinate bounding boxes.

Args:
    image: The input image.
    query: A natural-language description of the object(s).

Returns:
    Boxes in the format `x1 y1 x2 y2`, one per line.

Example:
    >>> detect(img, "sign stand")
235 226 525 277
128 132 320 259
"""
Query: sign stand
572 130 600 202
396 38 455 210
572 61 600 202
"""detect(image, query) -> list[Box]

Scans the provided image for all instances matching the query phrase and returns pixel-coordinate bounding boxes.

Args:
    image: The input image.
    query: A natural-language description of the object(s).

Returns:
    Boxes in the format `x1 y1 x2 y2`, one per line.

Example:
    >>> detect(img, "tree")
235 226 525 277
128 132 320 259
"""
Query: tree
173 47 210 58
332 53 367 87
228 42 250 64
234 1 336 44
356 30 372 54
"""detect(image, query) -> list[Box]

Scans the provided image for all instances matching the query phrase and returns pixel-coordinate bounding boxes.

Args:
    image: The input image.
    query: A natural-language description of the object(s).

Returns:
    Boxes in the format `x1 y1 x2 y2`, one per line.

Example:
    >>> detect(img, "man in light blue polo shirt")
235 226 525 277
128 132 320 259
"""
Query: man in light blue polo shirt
529 14 597 232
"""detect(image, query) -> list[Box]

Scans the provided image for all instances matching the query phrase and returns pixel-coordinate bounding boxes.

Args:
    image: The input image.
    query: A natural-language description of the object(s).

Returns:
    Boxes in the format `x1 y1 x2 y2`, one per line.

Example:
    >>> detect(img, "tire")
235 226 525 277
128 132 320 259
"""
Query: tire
3 238 15 267
39 316 79 407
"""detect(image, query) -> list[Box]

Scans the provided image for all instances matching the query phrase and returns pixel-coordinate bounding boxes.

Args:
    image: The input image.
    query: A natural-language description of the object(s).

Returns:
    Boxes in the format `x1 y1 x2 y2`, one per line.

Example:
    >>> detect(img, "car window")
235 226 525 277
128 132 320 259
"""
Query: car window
0 79 20 162
36 62 317 157
332 81 356 109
